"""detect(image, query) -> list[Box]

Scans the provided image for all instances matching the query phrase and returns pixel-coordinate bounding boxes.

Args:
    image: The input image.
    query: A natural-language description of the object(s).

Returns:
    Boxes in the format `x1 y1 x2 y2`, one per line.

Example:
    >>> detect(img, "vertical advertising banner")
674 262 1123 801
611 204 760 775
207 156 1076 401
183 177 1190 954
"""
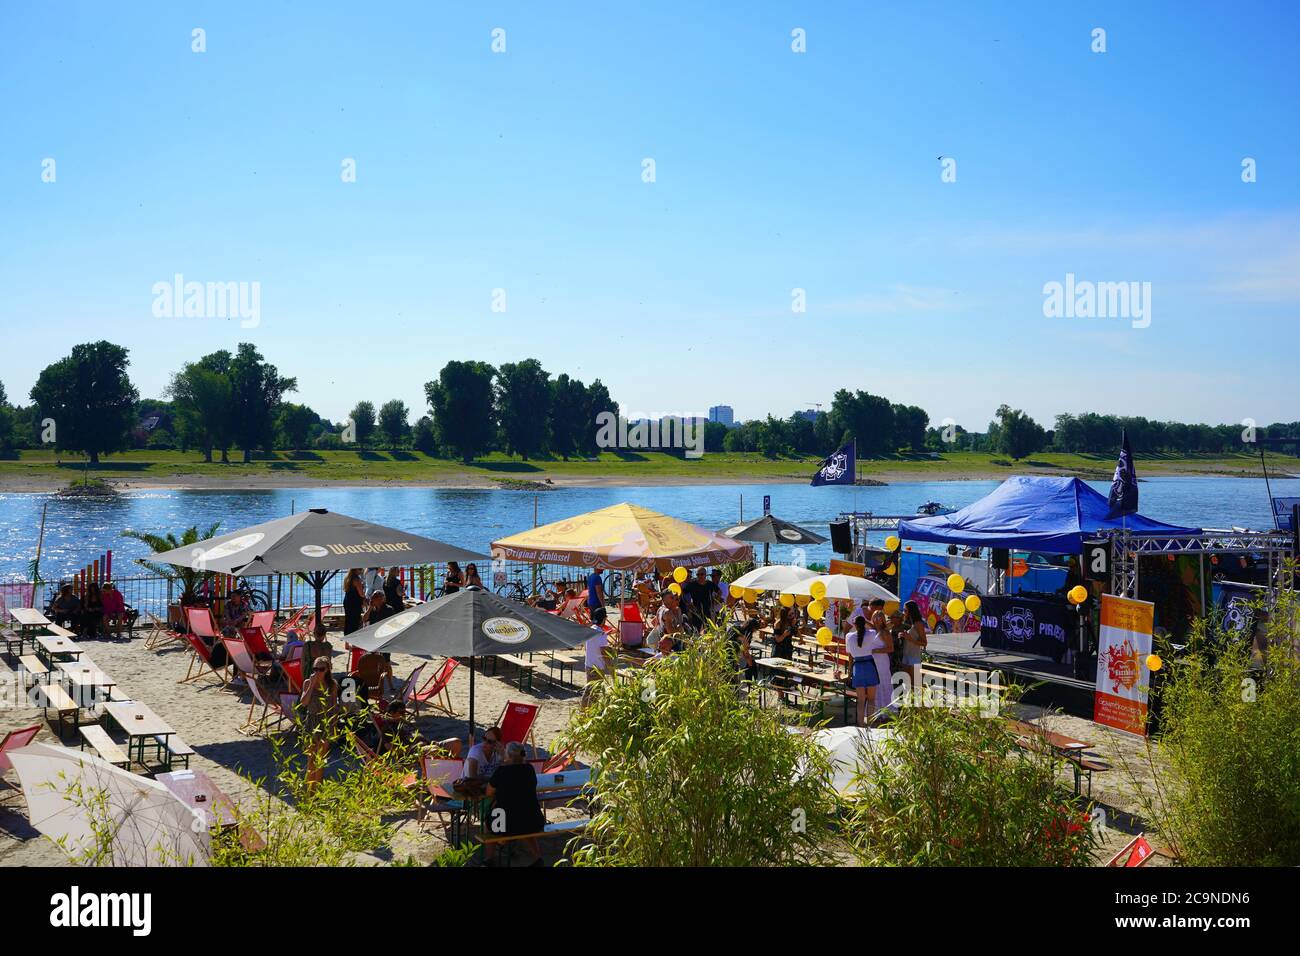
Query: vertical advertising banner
1094 594 1154 736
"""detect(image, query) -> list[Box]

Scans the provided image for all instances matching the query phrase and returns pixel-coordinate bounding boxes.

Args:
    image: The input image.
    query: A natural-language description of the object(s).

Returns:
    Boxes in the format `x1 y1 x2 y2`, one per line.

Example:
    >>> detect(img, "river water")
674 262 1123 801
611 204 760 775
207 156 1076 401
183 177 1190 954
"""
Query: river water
1 476 1295 580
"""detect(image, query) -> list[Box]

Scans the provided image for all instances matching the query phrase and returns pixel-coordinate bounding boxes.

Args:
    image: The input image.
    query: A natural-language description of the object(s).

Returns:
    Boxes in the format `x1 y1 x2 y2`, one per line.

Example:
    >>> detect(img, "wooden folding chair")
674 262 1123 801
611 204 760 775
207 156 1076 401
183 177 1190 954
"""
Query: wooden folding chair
410 658 459 718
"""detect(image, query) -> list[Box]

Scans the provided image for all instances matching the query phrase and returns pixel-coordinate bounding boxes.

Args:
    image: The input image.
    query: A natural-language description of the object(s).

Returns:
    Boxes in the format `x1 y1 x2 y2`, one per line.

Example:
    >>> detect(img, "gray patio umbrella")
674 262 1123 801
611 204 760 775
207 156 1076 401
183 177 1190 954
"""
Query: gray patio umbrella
346 586 592 737
718 514 828 565
145 508 485 627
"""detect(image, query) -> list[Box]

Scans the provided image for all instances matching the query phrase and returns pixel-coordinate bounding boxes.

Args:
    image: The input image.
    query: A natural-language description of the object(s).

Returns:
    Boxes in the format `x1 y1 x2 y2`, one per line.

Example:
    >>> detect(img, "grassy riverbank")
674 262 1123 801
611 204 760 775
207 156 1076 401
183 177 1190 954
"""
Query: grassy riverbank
0 448 1293 492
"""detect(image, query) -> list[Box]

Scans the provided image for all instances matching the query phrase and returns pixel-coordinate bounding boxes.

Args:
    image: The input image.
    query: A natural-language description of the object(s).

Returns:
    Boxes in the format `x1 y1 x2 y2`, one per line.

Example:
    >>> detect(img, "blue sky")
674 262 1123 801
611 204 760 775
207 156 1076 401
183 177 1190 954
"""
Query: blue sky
1 1 1297 434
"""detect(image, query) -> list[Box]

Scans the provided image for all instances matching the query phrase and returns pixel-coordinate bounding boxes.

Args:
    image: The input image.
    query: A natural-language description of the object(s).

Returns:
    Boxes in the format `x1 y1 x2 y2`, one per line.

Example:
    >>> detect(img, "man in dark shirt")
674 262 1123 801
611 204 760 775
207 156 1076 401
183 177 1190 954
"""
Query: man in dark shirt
486 741 546 865
683 567 716 633
585 567 606 625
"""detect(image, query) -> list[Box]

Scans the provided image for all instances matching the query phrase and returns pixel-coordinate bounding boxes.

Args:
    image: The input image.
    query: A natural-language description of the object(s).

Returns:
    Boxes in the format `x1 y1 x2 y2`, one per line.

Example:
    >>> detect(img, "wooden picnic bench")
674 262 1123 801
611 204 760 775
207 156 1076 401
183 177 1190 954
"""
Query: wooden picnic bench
1007 719 1110 797
35 681 82 740
157 769 264 851
18 654 50 690
79 724 129 768
490 654 538 691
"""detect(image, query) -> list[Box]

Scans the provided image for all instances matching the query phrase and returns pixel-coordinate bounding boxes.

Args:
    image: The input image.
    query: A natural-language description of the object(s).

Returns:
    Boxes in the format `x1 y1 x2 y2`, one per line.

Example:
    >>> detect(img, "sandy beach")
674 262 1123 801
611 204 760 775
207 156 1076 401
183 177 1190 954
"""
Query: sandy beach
0 621 1165 867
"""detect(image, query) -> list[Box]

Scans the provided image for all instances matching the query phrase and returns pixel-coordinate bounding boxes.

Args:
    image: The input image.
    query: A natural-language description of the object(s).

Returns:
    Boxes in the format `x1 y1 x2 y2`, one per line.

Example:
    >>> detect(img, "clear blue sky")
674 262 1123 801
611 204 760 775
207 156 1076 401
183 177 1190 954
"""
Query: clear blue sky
2 1 1297 433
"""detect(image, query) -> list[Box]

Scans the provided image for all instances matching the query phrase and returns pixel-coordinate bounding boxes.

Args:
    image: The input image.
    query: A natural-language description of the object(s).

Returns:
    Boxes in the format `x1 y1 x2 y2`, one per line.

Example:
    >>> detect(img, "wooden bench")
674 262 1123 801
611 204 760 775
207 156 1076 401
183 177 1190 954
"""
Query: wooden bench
18 654 50 689
158 735 195 771
79 724 129 768
45 624 77 639
37 682 81 740
1062 752 1110 798
492 654 538 691
476 818 591 863
3 628 32 658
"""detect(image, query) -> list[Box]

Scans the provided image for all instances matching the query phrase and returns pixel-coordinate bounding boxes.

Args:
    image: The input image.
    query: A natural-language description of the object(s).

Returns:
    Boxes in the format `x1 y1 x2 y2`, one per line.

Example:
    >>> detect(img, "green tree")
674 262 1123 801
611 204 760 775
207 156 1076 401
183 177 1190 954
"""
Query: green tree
548 374 588 460
892 404 929 451
580 379 619 457
276 403 317 452
378 399 409 449
349 401 376 447
424 361 497 463
0 380 13 454
168 354 234 462
990 404 1046 460
829 389 895 456
411 415 438 455
228 344 296 462
30 341 139 464
495 359 551 460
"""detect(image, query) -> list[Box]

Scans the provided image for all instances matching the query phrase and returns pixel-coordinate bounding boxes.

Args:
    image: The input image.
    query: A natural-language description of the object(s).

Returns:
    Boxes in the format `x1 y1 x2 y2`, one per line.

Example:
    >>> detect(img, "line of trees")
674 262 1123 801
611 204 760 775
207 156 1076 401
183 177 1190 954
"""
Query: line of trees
1 341 1295 463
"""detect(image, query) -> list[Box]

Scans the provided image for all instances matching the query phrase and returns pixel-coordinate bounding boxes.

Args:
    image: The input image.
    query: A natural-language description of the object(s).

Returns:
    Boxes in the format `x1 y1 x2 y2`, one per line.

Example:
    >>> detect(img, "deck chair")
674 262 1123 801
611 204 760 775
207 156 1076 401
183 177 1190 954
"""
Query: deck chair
1106 833 1169 867
353 727 419 787
419 755 468 842
393 662 427 710
619 601 645 648
242 680 294 736
240 626 274 664
410 658 459 717
497 700 541 756
280 658 304 694
219 635 264 685
180 632 228 686
272 606 307 637
249 610 275 634
0 725 41 773
141 611 184 651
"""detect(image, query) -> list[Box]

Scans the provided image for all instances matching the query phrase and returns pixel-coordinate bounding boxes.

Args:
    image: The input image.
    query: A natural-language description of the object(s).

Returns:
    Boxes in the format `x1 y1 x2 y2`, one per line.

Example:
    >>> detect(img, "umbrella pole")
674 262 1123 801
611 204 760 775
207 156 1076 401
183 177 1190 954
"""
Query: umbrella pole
764 542 770 567
468 656 476 743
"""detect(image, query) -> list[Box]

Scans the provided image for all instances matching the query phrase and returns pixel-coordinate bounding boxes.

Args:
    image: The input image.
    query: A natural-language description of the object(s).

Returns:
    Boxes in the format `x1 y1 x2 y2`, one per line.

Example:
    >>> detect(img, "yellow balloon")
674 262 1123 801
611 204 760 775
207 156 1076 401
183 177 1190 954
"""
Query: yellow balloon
809 580 827 601
743 588 759 604
729 584 743 599
964 594 981 613
1146 654 1163 672
884 601 900 615
673 567 688 584
946 573 966 594
884 563 897 576
1068 585 1088 605
815 627 833 646
668 582 682 596
778 592 794 607
808 600 826 621
884 535 900 551
795 595 811 607
946 597 966 620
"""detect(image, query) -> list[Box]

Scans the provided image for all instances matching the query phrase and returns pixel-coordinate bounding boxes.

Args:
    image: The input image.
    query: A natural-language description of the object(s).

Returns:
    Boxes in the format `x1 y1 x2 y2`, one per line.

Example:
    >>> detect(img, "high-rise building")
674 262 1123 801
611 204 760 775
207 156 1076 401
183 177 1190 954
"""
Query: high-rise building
709 405 735 427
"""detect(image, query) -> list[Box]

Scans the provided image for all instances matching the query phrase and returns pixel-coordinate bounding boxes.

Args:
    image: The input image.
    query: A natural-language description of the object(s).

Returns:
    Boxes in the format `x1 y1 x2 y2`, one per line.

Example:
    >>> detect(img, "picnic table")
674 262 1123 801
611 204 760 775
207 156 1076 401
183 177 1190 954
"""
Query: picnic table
157 769 265 852
105 700 177 769
56 658 116 708
1005 719 1107 796
35 633 83 667
9 607 51 632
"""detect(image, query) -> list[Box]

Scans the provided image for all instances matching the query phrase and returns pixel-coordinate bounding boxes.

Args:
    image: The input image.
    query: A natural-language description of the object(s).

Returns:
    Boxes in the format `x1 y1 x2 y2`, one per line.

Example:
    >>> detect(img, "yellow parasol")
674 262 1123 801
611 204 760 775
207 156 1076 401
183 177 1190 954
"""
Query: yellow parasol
490 502 752 571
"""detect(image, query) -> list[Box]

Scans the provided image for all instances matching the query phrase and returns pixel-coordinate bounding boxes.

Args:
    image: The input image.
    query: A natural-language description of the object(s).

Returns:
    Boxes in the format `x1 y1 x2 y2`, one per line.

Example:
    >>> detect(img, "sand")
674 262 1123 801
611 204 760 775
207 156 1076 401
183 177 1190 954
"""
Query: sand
2 613 1171 866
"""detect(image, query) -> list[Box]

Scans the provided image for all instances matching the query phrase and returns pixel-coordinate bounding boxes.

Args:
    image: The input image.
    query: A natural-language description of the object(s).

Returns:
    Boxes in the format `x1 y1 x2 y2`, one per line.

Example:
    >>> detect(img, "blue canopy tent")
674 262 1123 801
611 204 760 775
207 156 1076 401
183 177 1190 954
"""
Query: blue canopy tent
898 476 1200 554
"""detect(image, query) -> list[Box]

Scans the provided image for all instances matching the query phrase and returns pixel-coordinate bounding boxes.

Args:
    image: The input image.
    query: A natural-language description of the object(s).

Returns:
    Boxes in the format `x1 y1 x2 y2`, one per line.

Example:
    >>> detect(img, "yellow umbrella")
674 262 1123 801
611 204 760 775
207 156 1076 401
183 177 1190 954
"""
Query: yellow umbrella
490 502 752 571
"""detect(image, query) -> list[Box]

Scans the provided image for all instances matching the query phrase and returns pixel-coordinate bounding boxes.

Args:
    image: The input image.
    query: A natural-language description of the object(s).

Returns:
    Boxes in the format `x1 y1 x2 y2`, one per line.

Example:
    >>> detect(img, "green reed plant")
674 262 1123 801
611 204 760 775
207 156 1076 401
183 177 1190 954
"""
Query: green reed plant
559 627 841 866
1120 588 1300 866
845 702 1097 866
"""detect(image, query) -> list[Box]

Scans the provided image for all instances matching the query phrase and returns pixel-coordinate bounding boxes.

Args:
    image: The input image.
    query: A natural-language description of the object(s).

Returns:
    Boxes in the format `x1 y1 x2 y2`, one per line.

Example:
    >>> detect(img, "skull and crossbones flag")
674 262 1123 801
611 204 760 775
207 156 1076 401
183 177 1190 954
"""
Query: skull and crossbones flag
811 439 856 486
1106 429 1139 519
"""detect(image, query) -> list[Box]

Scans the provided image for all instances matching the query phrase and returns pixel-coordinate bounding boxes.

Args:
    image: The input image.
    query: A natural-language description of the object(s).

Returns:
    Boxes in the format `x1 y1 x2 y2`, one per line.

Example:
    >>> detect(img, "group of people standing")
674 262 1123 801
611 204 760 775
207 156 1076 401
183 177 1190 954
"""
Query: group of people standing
341 566 413 636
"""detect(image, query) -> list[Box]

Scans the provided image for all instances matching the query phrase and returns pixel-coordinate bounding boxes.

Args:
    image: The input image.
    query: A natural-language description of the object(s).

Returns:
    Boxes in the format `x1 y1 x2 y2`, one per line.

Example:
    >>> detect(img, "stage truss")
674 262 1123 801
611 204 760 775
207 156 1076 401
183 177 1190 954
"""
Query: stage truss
1104 529 1295 602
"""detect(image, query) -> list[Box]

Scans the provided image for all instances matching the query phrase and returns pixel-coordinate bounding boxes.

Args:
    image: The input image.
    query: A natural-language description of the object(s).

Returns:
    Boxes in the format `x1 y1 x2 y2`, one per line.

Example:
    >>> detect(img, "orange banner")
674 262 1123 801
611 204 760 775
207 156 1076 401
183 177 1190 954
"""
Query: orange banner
1094 594 1154 736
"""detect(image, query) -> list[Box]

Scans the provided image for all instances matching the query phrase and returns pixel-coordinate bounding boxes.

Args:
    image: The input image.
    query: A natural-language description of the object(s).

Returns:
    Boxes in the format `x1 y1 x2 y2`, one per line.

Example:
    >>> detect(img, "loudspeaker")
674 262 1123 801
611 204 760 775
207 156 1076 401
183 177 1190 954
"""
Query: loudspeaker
991 547 1009 568
829 520 852 555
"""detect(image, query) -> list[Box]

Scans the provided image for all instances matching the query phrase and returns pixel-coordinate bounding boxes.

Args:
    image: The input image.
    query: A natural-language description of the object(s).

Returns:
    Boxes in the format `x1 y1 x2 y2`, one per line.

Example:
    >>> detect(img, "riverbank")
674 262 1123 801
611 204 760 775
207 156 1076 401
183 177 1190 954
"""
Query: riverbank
0 449 1292 493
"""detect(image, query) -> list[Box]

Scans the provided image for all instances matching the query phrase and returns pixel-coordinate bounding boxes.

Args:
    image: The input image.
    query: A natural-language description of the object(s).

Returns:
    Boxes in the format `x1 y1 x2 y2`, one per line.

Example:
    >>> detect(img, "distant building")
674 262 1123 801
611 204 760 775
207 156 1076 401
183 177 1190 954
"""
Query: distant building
709 405 735 427
794 408 822 422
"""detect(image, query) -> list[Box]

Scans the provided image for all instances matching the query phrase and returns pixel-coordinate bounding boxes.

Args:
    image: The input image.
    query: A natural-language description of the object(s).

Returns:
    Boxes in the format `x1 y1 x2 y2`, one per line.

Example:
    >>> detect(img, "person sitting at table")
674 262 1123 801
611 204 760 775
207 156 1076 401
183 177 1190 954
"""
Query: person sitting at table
651 634 675 661
730 618 760 683
81 582 104 638
645 590 683 649
355 649 395 700
364 589 394 626
100 582 127 640
443 561 463 594
845 615 881 727
485 741 547 864
456 726 502 797
771 606 796 661
49 584 81 633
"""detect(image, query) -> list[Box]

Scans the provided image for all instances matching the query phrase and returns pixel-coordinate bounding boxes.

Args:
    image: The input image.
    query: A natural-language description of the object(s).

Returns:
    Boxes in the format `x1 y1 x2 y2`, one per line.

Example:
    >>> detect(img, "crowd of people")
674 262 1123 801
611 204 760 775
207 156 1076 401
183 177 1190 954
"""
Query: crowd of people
47 581 130 639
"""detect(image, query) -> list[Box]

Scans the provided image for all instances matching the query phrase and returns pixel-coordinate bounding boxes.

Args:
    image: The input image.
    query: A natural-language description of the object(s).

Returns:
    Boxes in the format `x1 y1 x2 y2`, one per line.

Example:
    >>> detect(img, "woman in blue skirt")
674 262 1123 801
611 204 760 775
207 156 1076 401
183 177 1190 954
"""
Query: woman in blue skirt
845 615 880 727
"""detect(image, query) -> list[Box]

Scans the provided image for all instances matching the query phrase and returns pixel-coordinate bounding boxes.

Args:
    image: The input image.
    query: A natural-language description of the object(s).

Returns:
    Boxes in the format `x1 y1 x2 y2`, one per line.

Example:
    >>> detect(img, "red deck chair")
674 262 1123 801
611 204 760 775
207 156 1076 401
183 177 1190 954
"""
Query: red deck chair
280 658 303 694
0 725 41 773
240 626 274 662
242 679 294 736
347 645 364 674
619 601 644 648
180 618 228 686
410 658 459 717
219 634 263 685
272 606 307 637
393 662 427 710
249 610 275 633
418 755 468 838
497 700 541 756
